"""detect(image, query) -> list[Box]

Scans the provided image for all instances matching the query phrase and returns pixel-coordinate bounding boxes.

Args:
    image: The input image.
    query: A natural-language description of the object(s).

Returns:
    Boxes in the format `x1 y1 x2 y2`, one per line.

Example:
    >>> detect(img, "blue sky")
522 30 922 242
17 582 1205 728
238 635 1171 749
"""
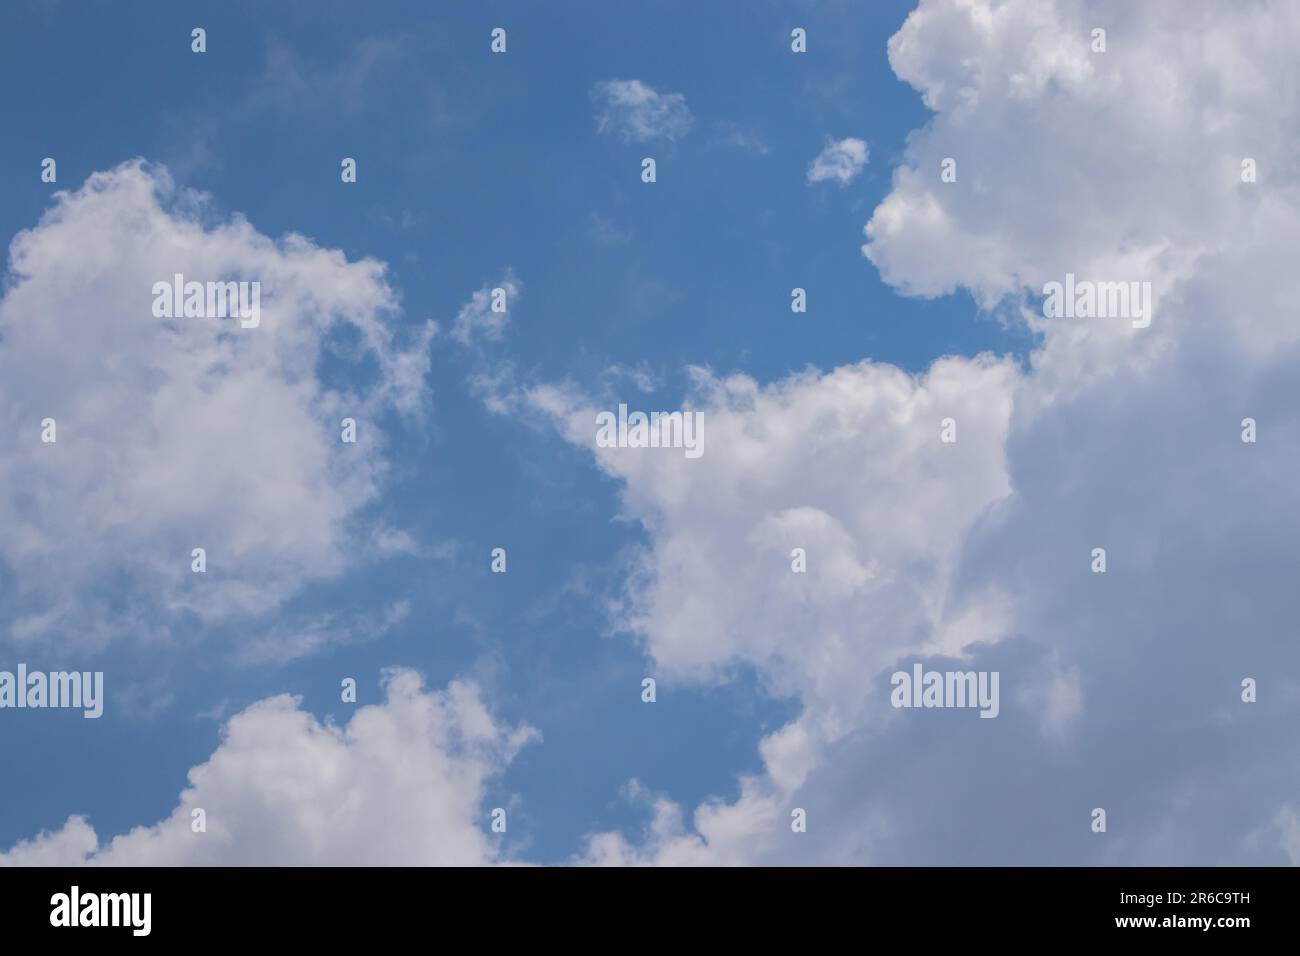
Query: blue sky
1 0 1297 867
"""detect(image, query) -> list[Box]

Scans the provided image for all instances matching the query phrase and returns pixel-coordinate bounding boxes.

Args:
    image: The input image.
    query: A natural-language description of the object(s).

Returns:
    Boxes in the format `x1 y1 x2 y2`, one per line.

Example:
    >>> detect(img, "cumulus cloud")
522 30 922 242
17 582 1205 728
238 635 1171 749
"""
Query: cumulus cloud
512 0 1300 865
807 137 869 185
575 780 795 867
0 161 435 650
524 357 1016 721
591 79 694 143
0 816 99 867
522 356 1018 864
0 669 536 865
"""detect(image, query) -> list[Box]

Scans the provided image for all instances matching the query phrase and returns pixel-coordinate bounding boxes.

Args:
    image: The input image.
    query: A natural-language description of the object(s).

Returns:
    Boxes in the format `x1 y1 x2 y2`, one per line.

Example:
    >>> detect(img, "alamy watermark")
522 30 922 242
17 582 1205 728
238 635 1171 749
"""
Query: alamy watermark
595 403 704 458
1042 273 1152 329
50 887 150 936
890 663 999 718
0 665 103 718
152 273 261 328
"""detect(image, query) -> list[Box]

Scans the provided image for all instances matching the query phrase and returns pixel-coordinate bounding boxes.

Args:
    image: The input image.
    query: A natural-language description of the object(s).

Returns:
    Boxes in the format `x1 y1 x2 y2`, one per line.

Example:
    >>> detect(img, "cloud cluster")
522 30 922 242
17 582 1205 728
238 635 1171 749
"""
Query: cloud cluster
0 160 435 650
0 670 535 865
6 0 1298 869
535 0 1300 864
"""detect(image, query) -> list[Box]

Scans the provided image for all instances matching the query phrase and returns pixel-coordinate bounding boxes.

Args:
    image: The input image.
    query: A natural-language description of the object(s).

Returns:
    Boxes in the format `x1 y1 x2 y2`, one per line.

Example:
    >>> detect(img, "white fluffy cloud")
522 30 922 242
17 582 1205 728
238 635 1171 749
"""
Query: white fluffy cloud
591 79 694 143
524 356 1019 865
0 161 435 650
527 356 1016 735
0 669 535 865
807 137 869 185
516 0 1300 864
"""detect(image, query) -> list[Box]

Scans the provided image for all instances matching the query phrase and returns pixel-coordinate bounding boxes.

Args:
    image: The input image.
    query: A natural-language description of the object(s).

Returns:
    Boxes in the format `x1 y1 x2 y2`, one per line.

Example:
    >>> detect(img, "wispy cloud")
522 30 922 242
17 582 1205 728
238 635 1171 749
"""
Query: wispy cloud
591 79 693 143
714 121 770 155
452 273 521 346
807 137 869 185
